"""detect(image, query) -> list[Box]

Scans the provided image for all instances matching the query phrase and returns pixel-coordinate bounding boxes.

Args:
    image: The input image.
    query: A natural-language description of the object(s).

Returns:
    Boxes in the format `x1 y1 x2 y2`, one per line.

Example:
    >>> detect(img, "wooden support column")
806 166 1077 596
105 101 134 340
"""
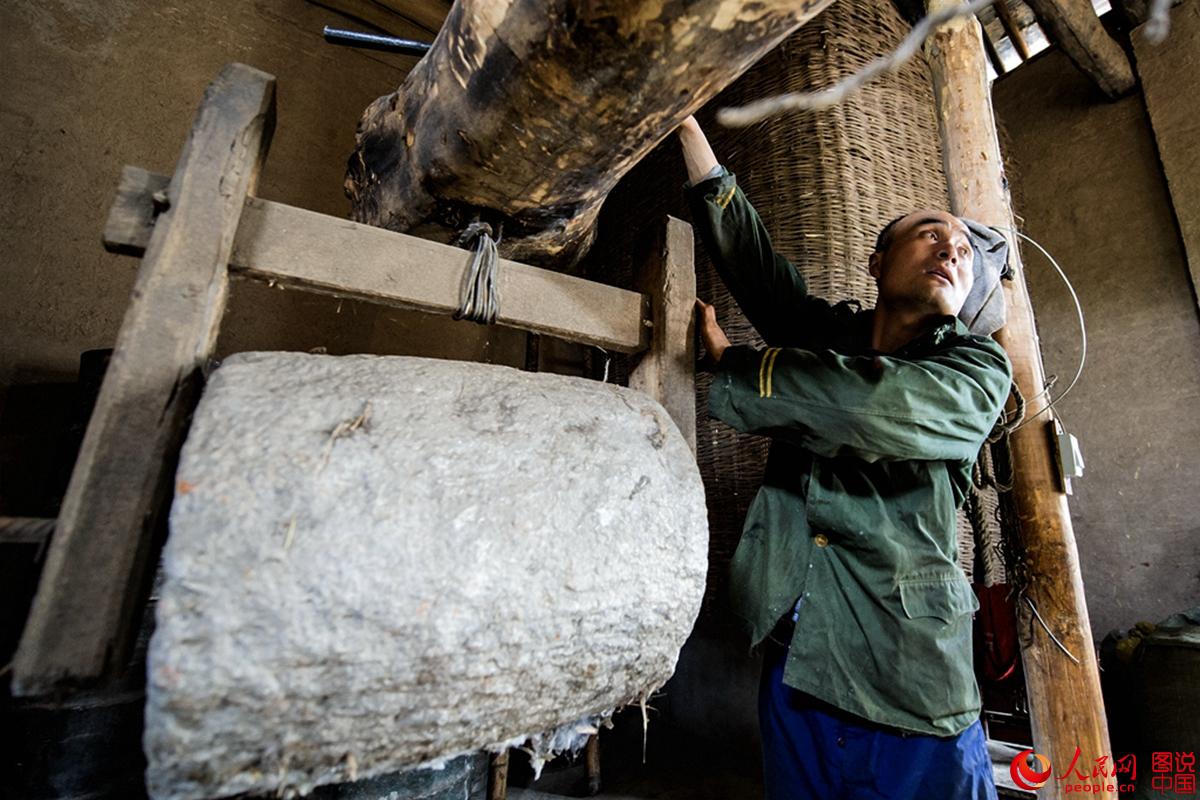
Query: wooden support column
924 4 1114 796
12 63 276 695
629 216 697 453
1022 0 1135 97
584 733 601 795
488 750 509 800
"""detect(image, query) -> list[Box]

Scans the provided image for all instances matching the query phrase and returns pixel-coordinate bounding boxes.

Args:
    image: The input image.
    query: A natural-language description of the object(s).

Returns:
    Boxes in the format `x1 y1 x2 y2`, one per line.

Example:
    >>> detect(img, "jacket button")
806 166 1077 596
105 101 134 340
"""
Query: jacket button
814 533 829 547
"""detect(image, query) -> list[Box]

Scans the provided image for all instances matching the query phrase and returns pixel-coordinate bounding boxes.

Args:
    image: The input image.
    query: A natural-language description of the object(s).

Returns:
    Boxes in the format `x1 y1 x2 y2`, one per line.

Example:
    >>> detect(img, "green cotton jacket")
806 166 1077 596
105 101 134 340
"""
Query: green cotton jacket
688 169 1013 737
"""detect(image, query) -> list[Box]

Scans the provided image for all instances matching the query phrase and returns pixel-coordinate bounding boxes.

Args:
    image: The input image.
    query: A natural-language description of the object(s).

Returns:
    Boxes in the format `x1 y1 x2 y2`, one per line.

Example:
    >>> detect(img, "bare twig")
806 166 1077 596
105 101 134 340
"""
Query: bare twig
319 401 373 471
717 0 995 127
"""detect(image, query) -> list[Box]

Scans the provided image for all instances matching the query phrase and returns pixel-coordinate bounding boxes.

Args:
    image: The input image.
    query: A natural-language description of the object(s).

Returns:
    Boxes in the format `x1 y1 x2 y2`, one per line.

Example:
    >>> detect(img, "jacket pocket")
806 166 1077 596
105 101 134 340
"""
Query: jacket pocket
899 573 979 624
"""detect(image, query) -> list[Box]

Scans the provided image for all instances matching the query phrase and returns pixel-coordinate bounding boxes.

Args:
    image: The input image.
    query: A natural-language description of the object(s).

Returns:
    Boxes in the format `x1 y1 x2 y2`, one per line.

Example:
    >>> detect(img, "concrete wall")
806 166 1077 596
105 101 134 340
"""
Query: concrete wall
0 0 525 395
992 15 1200 639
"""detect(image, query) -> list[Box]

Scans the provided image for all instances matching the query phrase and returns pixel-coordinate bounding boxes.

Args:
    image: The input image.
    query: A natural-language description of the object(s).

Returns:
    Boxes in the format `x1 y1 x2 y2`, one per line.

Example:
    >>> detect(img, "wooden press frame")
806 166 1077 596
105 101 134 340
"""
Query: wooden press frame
12 63 697 703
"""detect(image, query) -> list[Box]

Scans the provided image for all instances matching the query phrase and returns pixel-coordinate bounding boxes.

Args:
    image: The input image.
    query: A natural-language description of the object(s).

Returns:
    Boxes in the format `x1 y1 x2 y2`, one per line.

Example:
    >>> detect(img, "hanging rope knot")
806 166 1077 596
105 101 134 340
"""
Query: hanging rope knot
453 220 502 325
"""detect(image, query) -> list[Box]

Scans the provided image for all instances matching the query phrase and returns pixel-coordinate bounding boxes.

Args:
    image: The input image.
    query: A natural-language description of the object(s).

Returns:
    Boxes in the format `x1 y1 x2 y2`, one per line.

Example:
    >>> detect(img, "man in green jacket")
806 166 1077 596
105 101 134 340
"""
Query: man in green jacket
677 115 1011 800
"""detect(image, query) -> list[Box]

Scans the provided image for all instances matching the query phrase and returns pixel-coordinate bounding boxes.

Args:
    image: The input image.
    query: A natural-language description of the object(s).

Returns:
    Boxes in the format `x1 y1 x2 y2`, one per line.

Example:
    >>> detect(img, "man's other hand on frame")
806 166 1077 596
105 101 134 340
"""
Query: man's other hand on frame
696 298 730 363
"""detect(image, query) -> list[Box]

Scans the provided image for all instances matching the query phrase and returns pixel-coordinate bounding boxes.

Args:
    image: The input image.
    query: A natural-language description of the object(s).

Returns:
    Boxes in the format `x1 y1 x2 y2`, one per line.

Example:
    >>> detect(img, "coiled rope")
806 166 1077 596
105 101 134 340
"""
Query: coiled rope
453 221 501 324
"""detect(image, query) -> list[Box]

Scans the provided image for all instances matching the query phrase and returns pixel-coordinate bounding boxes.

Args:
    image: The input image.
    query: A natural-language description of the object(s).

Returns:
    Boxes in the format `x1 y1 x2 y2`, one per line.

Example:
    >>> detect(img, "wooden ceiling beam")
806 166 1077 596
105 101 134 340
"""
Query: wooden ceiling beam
995 0 1032 60
1023 0 1135 96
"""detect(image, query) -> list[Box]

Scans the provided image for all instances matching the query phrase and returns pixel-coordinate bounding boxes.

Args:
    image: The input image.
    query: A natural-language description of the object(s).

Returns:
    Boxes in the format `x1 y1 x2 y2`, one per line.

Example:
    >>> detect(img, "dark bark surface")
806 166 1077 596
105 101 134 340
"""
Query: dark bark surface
346 0 834 266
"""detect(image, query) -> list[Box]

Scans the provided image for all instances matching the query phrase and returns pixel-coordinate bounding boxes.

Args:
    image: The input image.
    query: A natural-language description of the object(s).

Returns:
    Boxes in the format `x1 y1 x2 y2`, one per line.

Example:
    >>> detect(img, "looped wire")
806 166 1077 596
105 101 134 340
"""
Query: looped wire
453 220 502 324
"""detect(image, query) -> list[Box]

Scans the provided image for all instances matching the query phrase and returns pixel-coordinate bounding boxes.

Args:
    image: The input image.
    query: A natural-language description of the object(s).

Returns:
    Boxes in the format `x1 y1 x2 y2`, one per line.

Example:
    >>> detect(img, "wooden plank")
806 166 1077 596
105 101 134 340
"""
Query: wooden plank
924 5 1113 798
629 216 696 453
12 63 276 696
1023 0 1135 97
104 172 649 354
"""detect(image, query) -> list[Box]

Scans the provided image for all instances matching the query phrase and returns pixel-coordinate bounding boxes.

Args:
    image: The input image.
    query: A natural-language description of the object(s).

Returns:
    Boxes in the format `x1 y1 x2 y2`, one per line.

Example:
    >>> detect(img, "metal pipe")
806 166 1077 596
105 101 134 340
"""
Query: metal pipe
0 516 55 545
322 26 432 56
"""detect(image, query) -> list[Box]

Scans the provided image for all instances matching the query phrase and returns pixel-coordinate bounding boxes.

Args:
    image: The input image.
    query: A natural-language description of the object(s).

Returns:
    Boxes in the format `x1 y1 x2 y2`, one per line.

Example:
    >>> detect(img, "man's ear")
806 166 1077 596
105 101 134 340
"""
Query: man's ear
868 251 882 280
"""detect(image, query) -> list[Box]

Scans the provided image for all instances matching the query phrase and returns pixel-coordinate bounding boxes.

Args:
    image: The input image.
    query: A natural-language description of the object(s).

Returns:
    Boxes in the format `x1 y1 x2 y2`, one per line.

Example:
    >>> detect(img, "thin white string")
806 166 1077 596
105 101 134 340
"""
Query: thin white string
1025 595 1081 664
995 228 1087 432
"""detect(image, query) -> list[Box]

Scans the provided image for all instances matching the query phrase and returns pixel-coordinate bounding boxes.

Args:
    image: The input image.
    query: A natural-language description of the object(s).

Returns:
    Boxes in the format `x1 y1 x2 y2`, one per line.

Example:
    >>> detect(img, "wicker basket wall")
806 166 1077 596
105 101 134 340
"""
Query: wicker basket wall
586 0 1002 619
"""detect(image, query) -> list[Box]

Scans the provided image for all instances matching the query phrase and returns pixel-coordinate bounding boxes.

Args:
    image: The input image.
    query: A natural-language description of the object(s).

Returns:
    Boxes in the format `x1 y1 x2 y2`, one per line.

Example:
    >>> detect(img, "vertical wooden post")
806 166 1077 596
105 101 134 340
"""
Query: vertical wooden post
488 750 509 800
924 5 1114 797
629 216 697 453
584 732 601 795
13 63 276 695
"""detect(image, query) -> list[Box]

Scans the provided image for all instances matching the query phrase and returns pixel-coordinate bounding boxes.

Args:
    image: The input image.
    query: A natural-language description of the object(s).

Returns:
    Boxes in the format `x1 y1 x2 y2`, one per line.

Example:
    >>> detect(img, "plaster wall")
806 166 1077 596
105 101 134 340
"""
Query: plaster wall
993 40 1200 639
0 0 524 394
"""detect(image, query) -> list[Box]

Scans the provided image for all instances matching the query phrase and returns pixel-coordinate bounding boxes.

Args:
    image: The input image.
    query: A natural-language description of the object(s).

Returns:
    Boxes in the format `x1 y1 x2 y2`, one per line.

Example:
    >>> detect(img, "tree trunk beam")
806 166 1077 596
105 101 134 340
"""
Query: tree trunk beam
345 0 836 266
1023 0 1135 97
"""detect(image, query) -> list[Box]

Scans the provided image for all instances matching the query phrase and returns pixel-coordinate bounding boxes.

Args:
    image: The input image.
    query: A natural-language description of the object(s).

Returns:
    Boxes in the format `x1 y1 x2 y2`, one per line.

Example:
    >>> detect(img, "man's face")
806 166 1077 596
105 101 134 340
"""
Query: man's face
869 210 975 317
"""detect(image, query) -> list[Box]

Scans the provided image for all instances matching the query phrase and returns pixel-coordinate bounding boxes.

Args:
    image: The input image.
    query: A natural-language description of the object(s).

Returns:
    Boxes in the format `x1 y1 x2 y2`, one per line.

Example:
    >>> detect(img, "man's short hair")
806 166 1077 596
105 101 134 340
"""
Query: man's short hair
873 214 908 254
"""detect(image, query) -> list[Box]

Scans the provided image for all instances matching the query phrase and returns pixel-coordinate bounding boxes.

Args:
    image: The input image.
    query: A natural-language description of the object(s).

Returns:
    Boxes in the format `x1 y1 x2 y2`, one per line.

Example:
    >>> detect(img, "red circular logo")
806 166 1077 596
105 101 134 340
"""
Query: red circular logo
1010 749 1053 790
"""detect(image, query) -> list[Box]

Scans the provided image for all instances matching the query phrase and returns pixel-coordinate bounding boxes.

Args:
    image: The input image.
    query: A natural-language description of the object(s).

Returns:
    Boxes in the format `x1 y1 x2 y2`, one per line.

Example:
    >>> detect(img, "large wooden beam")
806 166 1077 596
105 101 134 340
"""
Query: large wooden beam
103 166 648 353
924 4 1114 796
1023 0 1135 97
345 0 836 266
12 64 276 696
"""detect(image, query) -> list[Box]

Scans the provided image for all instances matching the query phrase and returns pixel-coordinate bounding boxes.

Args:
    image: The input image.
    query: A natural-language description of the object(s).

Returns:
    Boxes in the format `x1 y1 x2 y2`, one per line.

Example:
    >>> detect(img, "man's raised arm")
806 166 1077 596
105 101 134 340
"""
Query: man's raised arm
678 116 721 185
677 116 844 347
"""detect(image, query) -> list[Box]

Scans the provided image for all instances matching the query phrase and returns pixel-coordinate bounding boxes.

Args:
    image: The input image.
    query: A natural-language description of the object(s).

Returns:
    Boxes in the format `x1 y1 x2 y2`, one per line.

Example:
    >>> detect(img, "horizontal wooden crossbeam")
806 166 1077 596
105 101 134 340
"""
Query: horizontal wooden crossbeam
104 166 650 354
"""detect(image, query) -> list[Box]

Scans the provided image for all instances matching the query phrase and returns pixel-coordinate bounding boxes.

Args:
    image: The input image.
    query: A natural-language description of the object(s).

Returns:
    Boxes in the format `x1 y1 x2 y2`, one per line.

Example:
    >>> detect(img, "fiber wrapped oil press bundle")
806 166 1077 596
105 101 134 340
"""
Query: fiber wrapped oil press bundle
144 352 708 800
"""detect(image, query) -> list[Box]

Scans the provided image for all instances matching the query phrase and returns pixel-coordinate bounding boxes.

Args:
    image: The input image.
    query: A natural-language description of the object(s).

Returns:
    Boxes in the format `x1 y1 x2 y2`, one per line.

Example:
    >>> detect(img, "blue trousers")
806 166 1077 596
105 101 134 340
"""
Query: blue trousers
759 634 998 800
